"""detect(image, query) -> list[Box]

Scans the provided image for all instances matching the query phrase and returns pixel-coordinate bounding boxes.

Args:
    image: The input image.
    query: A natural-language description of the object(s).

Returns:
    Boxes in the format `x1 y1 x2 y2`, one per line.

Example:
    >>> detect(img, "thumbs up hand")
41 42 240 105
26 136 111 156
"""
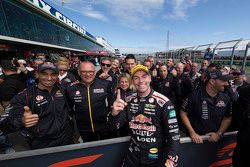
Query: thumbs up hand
112 89 127 116
22 106 39 128
152 69 157 77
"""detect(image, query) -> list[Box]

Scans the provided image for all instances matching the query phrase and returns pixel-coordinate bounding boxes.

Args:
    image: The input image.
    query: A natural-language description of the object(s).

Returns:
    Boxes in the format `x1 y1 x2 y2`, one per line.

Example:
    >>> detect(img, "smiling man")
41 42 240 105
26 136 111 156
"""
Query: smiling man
0 62 74 149
109 65 180 167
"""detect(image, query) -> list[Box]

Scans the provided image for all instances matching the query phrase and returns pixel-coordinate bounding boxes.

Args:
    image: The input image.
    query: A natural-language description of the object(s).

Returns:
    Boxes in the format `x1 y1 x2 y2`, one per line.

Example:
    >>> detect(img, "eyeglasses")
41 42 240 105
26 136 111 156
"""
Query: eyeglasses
101 63 111 67
80 71 95 75
34 58 46 61
59 69 67 72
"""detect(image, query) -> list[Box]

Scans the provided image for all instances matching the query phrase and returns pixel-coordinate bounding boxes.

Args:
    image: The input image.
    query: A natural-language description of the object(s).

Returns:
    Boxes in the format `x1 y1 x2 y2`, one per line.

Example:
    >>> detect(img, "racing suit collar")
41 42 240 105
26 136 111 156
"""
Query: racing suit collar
137 89 154 102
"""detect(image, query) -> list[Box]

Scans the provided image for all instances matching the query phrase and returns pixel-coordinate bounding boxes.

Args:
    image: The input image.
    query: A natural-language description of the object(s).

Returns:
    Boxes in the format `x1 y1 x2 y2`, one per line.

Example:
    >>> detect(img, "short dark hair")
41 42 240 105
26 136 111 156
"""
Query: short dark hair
125 54 136 62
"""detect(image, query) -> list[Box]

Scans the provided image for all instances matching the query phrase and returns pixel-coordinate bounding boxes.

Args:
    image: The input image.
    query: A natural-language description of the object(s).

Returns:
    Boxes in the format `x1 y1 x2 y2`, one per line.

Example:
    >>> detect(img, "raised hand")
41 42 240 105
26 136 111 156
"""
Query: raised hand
112 89 127 116
152 69 157 77
22 106 39 128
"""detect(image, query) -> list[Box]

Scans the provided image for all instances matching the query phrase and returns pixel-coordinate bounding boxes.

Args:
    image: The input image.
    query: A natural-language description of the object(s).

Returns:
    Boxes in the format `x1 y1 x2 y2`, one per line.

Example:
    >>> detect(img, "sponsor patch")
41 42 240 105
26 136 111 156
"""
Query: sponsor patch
216 100 226 107
93 88 104 93
169 128 179 133
148 153 158 159
149 148 158 154
168 118 177 124
168 105 174 110
172 135 180 141
149 97 155 103
132 114 152 124
169 110 176 118
36 95 44 101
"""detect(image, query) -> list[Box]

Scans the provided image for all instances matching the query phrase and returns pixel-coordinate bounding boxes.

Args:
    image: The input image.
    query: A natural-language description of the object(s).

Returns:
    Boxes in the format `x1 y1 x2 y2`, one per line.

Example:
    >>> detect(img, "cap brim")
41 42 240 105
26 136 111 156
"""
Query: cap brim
39 67 59 73
219 75 234 81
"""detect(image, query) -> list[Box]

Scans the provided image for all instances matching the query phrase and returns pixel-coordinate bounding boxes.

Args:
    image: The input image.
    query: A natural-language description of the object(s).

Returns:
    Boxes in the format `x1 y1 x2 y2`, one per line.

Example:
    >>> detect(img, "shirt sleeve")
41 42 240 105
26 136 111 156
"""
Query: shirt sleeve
107 108 128 132
224 95 232 117
181 93 194 113
162 100 180 166
0 92 26 133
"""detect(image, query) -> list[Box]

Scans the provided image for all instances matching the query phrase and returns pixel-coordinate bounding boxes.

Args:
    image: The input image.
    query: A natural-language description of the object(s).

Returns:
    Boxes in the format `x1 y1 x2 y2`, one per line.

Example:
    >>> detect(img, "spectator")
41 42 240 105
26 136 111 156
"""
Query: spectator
123 54 137 74
232 85 250 167
96 58 117 91
111 58 121 76
180 69 233 143
171 63 193 111
166 58 175 74
116 73 135 137
109 64 179 167
189 63 201 82
57 62 77 87
0 59 25 108
66 61 115 142
199 60 209 72
152 64 174 100
0 62 74 149
204 48 214 61
147 56 155 71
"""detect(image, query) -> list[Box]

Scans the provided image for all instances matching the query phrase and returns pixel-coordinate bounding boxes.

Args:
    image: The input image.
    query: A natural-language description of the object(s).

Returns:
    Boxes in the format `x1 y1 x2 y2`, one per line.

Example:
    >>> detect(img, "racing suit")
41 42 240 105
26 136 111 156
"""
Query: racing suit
108 90 180 167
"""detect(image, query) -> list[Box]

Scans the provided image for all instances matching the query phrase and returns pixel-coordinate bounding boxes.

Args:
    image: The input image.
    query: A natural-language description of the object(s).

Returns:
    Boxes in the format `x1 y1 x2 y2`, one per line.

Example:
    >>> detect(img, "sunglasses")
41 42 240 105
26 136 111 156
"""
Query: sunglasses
59 69 67 72
101 63 111 67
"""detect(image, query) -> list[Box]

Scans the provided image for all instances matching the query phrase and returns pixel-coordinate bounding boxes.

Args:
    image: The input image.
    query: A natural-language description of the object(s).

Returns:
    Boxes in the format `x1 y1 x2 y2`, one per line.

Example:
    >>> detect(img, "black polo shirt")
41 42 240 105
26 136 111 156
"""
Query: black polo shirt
182 88 232 135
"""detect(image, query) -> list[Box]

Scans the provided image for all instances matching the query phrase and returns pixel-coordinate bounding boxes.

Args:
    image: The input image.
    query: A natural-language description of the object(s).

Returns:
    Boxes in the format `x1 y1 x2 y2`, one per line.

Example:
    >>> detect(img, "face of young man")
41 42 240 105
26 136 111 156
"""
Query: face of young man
38 69 58 90
101 59 111 73
78 62 96 85
167 58 173 67
143 61 151 70
34 55 46 66
111 59 120 69
212 79 229 92
159 65 168 79
132 70 151 97
125 59 136 72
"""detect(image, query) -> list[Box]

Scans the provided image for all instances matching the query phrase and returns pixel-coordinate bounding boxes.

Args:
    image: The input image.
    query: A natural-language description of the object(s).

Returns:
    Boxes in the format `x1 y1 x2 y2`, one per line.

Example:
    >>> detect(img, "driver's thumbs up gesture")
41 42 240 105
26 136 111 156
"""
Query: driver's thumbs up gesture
22 106 39 128
112 89 127 116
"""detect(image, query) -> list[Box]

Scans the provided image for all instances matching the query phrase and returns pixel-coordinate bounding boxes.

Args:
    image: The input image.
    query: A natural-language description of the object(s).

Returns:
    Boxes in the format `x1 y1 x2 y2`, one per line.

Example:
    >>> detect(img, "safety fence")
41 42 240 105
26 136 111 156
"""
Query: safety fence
0 131 237 167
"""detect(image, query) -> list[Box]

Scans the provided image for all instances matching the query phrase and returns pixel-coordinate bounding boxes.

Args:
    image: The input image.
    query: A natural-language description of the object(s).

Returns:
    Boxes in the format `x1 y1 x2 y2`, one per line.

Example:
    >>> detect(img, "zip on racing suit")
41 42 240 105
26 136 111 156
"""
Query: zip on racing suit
108 90 180 167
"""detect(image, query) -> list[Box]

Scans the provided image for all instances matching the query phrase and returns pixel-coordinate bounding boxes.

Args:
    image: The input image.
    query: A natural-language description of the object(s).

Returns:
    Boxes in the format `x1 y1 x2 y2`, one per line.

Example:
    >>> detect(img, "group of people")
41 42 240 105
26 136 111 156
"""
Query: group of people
0 53 249 166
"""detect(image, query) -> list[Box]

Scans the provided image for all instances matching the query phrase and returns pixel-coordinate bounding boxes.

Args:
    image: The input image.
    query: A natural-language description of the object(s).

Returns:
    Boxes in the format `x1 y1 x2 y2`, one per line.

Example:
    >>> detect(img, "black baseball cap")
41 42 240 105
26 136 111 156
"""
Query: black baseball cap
207 69 234 81
37 62 58 73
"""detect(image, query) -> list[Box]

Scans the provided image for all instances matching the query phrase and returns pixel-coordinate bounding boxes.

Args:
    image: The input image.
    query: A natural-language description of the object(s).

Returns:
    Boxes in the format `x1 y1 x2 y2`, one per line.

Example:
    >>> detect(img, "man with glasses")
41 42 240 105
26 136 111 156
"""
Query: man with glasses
96 58 117 92
109 65 179 167
66 61 115 142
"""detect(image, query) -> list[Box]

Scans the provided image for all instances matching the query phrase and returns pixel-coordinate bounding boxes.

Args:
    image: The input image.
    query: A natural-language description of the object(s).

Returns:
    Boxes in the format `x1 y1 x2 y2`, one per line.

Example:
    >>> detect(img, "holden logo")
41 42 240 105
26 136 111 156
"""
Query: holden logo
36 95 44 101
149 98 154 103
76 90 80 95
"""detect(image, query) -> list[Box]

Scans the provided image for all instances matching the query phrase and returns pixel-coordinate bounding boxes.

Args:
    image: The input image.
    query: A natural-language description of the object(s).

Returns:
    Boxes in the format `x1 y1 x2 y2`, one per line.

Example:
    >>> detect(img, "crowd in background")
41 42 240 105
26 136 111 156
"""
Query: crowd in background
0 52 249 166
